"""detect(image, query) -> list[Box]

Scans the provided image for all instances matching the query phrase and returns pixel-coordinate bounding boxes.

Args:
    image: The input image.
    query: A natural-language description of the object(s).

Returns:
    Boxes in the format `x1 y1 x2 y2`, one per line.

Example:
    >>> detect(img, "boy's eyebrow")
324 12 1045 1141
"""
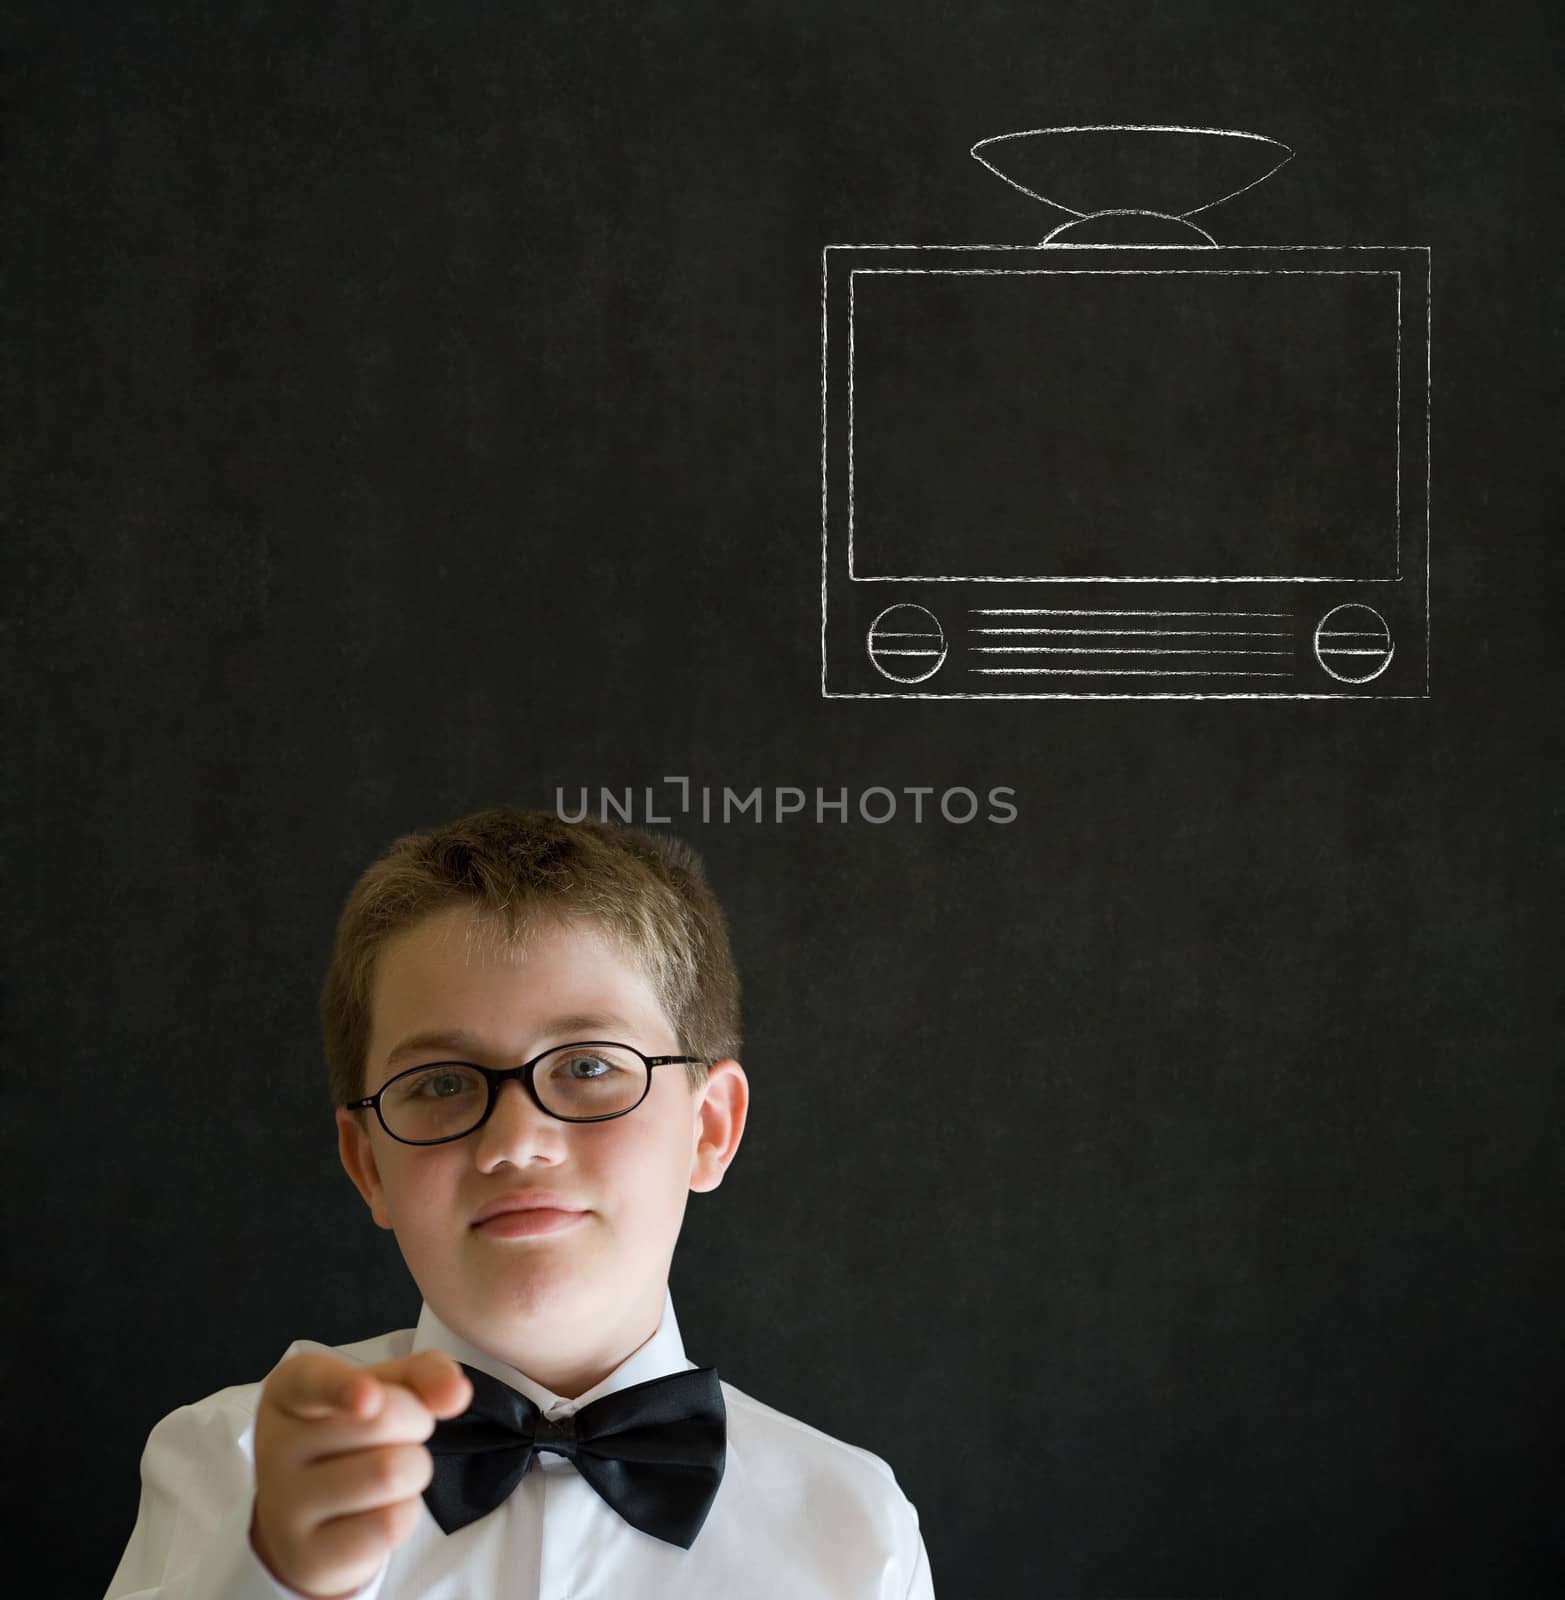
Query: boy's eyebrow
385 1015 641 1067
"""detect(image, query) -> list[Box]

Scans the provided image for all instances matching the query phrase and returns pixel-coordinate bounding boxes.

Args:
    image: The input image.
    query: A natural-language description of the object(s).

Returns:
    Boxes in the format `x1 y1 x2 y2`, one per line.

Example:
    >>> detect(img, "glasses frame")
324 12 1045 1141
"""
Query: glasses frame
344 1040 710 1145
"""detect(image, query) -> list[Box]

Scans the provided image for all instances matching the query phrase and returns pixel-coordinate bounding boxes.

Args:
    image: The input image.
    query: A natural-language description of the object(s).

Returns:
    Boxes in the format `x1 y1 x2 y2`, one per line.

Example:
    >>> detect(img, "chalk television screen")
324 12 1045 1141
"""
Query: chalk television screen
821 244 1431 698
850 269 1399 581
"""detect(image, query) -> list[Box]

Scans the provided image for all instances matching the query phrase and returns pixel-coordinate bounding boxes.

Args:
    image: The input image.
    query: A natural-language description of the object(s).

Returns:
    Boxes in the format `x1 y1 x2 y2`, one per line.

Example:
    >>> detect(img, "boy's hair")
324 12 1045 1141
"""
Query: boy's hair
320 806 742 1107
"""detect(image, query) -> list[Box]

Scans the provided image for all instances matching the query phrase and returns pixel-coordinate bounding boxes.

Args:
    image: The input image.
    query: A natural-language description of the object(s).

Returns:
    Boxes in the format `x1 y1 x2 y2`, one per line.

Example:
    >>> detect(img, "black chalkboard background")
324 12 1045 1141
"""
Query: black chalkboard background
8 3 1560 1596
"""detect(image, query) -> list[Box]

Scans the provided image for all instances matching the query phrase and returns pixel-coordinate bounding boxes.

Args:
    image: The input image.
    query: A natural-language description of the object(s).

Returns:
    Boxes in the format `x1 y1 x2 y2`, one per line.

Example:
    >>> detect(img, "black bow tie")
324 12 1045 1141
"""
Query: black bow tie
424 1362 726 1550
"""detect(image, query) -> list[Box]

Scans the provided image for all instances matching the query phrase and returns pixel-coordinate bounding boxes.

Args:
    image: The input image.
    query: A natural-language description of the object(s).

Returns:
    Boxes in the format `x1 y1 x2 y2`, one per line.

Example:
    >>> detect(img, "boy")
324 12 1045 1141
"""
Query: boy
105 806 934 1598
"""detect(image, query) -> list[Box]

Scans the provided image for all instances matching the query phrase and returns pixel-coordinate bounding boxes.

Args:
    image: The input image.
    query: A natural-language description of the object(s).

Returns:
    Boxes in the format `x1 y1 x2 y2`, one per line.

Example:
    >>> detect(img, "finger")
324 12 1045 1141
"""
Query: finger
295 1442 436 1527
280 1383 445 1464
364 1350 473 1419
303 1496 427 1583
267 1353 388 1424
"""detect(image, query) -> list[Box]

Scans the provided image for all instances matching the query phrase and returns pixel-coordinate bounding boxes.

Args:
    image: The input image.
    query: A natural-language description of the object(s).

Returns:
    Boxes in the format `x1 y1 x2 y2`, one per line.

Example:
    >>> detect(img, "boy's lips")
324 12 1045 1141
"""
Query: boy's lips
470 1190 588 1226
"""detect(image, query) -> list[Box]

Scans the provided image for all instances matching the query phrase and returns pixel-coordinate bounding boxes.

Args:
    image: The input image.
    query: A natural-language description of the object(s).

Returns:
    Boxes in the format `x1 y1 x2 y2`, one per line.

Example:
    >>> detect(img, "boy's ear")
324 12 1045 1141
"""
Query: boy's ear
689 1059 748 1195
335 1108 395 1230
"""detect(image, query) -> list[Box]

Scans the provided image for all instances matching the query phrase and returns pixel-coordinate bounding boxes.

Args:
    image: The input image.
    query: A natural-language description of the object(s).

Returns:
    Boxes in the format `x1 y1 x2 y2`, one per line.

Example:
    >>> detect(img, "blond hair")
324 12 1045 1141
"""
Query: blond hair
319 806 741 1106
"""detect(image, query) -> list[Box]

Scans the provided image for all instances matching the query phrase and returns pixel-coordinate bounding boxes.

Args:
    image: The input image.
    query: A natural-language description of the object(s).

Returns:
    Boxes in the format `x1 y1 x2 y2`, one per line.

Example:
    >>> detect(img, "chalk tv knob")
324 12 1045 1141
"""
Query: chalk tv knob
867 603 947 684
1313 603 1394 684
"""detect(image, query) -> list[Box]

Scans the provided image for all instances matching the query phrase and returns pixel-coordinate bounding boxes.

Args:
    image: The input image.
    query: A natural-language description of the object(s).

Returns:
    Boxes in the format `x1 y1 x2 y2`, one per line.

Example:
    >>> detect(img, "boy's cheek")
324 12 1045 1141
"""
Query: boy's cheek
370 1159 426 1233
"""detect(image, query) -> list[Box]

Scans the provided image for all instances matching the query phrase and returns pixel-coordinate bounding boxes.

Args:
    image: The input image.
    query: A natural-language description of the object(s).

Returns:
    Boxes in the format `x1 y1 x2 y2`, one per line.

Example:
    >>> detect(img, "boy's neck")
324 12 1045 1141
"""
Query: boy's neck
446 1291 668 1403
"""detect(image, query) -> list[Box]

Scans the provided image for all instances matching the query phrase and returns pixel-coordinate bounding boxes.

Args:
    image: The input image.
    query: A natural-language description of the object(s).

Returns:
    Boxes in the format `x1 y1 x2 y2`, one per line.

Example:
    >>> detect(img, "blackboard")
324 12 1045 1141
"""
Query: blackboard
8 2 1560 1595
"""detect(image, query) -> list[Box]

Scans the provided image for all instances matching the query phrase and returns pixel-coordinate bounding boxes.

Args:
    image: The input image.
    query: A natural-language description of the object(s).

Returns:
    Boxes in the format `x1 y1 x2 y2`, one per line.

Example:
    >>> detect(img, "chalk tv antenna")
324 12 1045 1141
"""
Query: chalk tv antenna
969 123 1295 245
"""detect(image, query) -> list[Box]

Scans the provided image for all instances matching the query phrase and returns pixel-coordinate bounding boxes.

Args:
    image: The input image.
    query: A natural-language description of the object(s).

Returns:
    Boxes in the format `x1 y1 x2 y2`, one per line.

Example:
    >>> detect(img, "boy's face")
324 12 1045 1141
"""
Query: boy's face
335 905 747 1396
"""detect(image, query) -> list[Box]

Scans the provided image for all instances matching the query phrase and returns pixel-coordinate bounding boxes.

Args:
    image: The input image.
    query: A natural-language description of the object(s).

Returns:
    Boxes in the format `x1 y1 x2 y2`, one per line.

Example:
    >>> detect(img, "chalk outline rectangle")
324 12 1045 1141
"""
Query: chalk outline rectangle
847 267 1402 584
819 243 1431 700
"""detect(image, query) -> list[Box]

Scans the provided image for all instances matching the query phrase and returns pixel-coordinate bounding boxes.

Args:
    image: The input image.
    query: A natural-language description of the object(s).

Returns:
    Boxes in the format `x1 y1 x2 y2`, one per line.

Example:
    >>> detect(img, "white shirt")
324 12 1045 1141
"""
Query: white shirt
104 1289 935 1599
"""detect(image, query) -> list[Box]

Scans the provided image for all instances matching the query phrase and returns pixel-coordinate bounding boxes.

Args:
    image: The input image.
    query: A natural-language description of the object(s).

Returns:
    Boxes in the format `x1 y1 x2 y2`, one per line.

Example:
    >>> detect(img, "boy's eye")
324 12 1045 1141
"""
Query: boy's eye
532 1045 649 1116
405 1067 483 1100
558 1053 620 1080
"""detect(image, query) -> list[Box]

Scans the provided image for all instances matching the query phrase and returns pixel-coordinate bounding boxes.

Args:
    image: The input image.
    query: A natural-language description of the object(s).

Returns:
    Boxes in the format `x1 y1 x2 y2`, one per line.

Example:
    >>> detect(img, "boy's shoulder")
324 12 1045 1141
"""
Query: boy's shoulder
285 1327 417 1368
717 1374 914 1510
265 1327 419 1388
182 1327 419 1422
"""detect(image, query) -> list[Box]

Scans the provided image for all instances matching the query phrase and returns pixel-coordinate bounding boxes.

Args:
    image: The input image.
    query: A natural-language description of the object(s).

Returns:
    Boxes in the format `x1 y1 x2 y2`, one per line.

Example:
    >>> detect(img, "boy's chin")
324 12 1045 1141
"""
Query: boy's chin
467 1247 606 1326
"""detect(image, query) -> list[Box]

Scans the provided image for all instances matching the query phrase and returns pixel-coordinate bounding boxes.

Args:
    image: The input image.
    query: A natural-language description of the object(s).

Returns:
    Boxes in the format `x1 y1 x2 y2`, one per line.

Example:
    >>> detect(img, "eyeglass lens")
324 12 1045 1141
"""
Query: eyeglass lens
378 1043 650 1139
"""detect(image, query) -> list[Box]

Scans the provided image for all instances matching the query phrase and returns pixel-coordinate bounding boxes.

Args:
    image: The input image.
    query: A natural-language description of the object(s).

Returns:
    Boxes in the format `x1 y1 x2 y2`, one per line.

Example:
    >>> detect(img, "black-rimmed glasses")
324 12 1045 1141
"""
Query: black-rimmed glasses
345 1040 709 1145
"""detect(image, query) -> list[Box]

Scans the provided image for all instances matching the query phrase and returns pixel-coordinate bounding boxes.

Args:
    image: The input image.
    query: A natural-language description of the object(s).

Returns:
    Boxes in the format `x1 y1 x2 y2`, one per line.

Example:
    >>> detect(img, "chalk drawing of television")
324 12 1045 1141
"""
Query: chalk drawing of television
820 127 1431 698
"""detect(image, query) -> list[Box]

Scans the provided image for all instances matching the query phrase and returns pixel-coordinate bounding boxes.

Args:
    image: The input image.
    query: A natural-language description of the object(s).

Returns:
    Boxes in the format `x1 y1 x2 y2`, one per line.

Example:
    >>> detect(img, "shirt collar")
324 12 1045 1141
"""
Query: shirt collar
409 1287 692 1418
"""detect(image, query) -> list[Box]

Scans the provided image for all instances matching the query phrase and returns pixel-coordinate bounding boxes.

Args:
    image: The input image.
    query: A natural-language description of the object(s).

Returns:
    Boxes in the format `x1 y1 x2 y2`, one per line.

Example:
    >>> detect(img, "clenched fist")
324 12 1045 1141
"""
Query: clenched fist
249 1348 473 1599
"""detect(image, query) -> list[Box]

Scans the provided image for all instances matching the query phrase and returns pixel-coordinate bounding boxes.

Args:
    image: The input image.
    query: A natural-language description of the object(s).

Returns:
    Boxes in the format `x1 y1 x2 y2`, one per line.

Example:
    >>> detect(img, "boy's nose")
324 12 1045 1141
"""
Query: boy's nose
473 1078 567 1168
